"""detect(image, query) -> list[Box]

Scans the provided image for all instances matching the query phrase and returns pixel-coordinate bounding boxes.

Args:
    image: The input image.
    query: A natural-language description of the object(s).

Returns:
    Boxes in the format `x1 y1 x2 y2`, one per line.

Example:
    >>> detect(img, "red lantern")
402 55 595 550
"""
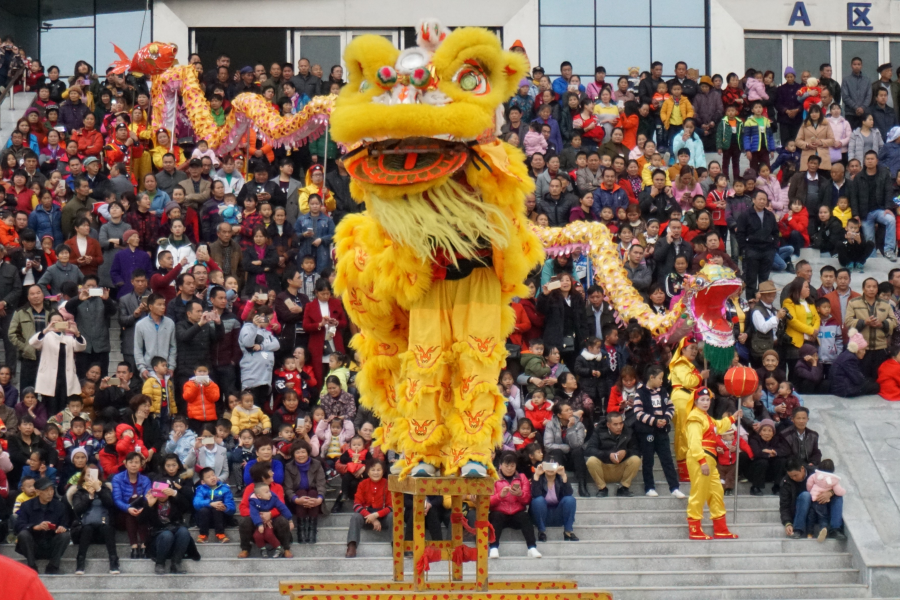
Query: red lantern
724 366 759 398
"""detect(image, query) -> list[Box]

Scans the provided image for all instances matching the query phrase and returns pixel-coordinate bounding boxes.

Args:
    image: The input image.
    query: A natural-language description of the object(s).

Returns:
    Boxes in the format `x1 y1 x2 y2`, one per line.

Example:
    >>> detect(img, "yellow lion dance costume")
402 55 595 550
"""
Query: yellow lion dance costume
331 21 542 478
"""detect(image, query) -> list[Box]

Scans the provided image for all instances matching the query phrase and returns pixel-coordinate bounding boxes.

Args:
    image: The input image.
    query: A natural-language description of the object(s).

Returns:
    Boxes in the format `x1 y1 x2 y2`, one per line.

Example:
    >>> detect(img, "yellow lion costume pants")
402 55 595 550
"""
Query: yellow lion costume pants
397 267 506 475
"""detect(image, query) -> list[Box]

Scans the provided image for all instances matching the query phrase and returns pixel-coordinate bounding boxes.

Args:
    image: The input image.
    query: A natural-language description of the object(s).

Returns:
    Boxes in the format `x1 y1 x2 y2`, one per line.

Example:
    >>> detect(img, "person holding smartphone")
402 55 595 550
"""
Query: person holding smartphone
71 467 120 574
488 452 541 559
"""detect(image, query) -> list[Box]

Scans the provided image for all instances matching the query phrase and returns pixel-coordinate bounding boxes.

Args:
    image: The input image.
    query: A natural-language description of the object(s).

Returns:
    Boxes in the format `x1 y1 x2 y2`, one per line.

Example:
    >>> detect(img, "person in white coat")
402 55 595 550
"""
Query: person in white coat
239 305 281 407
29 313 87 415
155 219 197 269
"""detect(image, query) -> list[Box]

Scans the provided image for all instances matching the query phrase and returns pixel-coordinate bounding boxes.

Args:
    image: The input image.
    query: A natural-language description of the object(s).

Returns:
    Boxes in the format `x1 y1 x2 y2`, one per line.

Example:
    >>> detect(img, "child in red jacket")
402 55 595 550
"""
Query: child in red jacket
347 460 392 557
716 425 753 494
114 423 149 464
779 197 810 249
523 390 553 432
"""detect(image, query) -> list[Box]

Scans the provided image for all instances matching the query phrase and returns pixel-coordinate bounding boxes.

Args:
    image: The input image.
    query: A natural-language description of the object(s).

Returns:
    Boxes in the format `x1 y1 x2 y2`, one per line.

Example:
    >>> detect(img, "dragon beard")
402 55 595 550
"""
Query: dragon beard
363 177 512 265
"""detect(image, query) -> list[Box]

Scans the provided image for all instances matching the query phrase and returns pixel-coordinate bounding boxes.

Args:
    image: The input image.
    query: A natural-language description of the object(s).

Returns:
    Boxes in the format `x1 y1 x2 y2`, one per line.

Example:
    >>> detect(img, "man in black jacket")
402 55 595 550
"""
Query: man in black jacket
237 164 285 208
787 156 829 236
639 61 664 106
0 244 22 377
584 412 642 497
174 300 223 415
667 61 699 101
537 177 578 227
736 189 780 300
15 477 71 573
654 220 692 284
779 457 845 540
94 362 142 422
850 151 896 262
780 407 821 468
638 170 674 220
273 267 310 361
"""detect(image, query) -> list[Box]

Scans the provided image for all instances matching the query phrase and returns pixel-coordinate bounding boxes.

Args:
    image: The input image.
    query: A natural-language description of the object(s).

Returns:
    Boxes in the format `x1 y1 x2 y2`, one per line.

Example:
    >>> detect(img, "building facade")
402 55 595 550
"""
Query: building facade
3 0 900 83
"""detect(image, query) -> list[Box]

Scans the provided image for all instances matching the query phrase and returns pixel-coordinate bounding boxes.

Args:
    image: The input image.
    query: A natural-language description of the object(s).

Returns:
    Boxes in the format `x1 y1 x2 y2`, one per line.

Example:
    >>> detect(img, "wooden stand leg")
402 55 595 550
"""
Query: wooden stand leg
451 495 463 582
476 495 489 591
413 494 426 589
391 490 404 582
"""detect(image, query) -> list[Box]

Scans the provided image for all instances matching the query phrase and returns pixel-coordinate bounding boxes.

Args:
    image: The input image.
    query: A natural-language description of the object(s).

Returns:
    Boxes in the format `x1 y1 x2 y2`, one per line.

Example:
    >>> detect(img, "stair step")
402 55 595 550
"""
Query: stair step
39 568 861 590
2 538 847 560
31 552 855 573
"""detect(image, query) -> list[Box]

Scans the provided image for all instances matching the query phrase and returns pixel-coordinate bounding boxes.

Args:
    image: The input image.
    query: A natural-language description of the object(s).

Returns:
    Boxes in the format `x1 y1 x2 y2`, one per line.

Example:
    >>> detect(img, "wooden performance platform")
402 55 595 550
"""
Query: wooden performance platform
280 476 612 600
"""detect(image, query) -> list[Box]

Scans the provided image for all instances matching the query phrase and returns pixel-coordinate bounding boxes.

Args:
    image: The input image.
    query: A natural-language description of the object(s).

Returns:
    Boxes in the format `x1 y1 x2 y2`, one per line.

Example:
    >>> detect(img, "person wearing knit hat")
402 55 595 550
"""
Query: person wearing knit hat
109 227 153 299
684 385 742 539
509 77 535 123
121 229 139 245
830 329 880 397
747 416 788 496
777 67 803 146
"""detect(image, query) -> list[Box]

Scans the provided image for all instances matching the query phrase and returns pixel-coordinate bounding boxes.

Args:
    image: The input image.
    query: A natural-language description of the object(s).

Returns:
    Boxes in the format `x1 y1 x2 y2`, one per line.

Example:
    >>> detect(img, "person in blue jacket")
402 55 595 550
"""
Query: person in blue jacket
27 190 63 245
294 194 335 274
243 437 284 485
111 452 152 558
193 466 236 542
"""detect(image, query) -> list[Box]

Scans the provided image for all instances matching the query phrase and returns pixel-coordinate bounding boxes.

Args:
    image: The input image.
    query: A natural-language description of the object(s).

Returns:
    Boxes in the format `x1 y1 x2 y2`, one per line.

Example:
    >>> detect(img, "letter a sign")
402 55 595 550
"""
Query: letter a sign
788 1 811 26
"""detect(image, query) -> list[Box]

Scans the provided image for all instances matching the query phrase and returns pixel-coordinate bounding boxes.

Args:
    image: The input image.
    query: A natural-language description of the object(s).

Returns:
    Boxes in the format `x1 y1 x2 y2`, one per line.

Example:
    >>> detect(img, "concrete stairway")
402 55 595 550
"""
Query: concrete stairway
0 479 873 600
0 276 886 599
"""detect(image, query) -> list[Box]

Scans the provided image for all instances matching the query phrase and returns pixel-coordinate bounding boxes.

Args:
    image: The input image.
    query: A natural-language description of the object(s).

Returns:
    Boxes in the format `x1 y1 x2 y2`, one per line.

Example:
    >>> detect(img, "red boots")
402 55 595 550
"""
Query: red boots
677 460 690 483
712 516 739 539
688 519 711 540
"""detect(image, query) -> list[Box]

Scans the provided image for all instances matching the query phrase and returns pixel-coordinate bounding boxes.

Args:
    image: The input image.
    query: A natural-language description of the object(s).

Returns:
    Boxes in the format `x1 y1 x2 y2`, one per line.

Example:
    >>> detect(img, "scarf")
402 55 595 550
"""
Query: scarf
295 458 311 490
254 245 267 286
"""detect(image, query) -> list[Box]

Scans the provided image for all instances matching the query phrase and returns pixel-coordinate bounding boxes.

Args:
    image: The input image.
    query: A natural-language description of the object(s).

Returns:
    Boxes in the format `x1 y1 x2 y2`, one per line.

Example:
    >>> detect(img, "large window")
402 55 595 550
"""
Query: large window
539 0 708 78
34 0 148 77
744 37 783 83
746 33 900 84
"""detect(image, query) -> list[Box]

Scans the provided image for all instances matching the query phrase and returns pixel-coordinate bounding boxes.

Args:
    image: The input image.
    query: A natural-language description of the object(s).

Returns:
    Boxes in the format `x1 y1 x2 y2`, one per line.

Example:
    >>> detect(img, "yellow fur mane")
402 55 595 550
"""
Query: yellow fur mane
360 177 512 265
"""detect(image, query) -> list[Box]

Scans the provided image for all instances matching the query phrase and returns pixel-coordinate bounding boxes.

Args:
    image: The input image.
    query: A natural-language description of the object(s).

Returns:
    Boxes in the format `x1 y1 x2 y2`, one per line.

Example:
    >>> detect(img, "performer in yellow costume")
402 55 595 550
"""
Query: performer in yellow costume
331 21 544 478
669 336 709 482
686 386 742 540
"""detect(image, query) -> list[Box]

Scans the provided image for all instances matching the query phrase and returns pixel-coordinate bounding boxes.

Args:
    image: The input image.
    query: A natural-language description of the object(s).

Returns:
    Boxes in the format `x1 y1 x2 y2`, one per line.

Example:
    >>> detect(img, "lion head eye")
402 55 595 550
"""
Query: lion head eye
359 79 373 93
453 62 489 95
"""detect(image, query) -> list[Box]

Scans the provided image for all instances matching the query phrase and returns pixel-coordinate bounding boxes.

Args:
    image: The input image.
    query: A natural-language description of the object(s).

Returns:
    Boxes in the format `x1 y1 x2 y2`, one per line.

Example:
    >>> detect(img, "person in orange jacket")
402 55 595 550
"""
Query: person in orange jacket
0 211 21 251
182 365 221 432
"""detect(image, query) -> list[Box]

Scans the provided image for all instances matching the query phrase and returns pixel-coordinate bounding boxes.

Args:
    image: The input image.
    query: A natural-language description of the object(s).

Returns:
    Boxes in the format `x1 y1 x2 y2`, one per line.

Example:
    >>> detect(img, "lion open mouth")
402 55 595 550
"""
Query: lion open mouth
346 137 471 185
693 279 743 338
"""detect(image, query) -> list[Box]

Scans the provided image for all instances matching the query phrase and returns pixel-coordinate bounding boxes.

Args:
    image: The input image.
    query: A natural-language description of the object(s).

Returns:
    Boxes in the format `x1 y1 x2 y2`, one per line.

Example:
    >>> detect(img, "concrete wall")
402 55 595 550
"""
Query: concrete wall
709 0 745 78
153 0 538 64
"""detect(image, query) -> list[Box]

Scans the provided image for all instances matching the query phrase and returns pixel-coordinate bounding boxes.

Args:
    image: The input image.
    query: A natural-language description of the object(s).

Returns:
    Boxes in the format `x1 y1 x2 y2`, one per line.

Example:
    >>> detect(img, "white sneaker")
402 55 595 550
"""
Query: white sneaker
671 489 687 499
459 461 487 478
489 547 500 559
645 489 659 497
527 547 543 558
410 462 437 477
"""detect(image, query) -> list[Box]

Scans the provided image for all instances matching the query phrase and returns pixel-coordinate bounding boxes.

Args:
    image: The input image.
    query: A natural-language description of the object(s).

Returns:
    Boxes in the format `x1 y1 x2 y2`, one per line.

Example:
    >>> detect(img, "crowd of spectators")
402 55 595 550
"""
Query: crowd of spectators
0 38 894 573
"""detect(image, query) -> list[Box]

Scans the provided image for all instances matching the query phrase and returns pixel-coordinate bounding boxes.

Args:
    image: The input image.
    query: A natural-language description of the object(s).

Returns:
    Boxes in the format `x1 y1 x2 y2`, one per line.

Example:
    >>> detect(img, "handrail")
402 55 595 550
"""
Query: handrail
0 67 27 131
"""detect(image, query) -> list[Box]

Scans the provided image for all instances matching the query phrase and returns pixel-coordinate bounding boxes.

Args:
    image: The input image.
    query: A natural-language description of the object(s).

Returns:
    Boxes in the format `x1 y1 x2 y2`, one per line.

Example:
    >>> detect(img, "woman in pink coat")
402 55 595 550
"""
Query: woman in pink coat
488 451 541 558
826 104 851 165
756 164 781 215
